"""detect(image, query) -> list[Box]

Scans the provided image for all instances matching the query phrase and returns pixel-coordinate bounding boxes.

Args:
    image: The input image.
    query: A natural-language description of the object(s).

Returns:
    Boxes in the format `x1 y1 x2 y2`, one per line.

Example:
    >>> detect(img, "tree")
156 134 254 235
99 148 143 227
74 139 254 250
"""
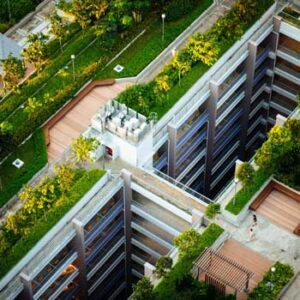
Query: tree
174 228 202 258
54 163 75 192
154 75 171 104
132 277 155 300
131 0 151 23
0 53 26 92
237 162 255 188
155 256 173 278
72 0 108 28
22 33 48 72
205 203 221 219
187 34 220 66
49 13 67 52
72 136 100 164
0 121 14 153
171 53 191 85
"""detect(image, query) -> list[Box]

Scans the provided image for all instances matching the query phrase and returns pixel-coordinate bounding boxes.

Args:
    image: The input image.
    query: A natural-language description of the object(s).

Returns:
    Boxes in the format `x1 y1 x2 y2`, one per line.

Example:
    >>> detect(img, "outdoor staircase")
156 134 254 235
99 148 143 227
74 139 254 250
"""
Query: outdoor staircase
256 190 300 233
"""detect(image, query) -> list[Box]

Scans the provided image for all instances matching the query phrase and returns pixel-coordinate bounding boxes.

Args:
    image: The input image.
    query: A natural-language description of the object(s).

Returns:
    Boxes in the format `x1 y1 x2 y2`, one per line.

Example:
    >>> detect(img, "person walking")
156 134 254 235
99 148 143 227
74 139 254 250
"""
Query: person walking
248 227 255 241
252 214 257 227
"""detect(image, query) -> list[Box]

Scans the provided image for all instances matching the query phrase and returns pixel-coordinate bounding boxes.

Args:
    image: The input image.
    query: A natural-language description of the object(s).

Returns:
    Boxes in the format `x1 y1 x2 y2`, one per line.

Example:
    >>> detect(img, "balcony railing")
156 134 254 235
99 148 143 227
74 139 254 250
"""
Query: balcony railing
153 152 167 171
275 63 300 81
85 201 124 246
277 45 300 61
279 9 300 29
85 220 124 264
176 112 208 149
256 47 271 68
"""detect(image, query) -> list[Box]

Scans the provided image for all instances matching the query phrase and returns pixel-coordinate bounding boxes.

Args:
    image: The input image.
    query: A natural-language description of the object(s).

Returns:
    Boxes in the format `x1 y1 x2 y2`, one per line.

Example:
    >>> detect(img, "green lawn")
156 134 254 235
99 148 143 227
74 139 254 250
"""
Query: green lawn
96 0 213 79
225 169 270 215
0 129 48 207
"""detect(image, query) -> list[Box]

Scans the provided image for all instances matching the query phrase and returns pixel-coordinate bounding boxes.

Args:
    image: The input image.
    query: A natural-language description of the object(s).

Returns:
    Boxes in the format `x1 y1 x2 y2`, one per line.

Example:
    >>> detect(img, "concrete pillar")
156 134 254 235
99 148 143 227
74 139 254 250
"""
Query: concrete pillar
72 219 88 300
273 16 282 33
19 273 33 300
121 169 133 297
144 262 156 283
275 114 287 126
203 81 219 196
167 124 177 178
192 209 204 227
239 41 257 161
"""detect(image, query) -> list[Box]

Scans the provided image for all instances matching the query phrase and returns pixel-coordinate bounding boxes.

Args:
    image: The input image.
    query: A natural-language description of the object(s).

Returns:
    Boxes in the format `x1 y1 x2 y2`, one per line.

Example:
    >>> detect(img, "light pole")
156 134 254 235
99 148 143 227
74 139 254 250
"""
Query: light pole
161 13 166 43
7 0 11 23
171 47 181 86
71 54 75 81
233 178 239 205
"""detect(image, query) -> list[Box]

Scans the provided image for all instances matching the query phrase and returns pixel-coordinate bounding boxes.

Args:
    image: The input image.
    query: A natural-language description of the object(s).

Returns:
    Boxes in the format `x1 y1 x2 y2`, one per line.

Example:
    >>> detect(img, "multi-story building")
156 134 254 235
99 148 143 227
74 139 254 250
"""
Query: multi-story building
1 1 299 300
152 1 300 199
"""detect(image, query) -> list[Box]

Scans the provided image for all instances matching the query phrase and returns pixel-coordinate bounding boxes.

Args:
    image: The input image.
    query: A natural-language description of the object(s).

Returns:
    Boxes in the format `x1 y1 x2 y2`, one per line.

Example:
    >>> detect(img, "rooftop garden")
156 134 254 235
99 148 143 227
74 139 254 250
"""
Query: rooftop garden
0 128 47 207
115 0 275 119
0 0 43 33
132 224 228 300
0 167 105 279
226 118 300 215
248 262 294 300
0 0 214 161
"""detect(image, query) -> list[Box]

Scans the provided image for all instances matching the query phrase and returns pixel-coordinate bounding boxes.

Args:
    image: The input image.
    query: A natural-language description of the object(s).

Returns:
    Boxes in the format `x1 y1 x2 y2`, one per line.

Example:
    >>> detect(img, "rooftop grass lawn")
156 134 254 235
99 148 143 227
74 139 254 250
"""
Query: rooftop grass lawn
0 169 105 279
225 169 270 215
0 129 48 207
96 0 213 79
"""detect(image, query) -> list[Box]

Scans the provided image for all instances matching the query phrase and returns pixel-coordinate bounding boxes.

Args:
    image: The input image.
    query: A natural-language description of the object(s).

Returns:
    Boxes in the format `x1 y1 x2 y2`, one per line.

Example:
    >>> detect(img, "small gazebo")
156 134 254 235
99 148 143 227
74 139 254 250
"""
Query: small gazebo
192 247 254 297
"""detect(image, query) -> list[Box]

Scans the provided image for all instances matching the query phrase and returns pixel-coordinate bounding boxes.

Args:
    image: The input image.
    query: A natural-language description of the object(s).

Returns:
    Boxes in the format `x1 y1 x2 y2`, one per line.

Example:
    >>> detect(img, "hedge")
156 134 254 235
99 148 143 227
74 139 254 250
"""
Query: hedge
248 262 294 300
154 224 224 299
0 128 48 207
0 169 105 279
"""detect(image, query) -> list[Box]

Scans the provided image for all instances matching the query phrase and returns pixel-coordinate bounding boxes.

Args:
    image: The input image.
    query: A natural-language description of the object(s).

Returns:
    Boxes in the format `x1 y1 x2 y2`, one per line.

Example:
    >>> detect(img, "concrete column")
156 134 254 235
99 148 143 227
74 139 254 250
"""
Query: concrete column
273 16 282 33
275 114 287 126
19 273 33 300
239 42 257 161
203 81 219 197
72 219 88 300
167 124 177 178
192 209 204 227
121 169 133 297
144 262 156 283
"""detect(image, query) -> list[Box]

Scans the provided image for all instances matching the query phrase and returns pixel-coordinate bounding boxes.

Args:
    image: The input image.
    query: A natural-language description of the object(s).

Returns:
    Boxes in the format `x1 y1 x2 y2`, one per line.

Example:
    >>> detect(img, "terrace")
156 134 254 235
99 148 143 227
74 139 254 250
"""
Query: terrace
279 3 300 29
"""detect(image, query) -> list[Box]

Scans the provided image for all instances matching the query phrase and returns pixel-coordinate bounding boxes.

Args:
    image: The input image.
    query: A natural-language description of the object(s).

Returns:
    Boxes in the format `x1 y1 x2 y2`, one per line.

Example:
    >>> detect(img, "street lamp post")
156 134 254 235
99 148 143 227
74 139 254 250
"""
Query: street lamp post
233 178 239 205
161 13 166 42
7 0 12 22
71 54 75 81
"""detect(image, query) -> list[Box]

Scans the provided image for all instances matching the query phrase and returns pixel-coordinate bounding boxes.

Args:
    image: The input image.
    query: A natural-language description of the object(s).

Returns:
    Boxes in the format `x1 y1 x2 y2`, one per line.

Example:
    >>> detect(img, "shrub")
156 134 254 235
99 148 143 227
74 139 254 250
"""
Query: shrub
248 262 294 300
237 162 255 188
205 203 221 219
166 0 200 21
132 277 155 300
155 256 173 278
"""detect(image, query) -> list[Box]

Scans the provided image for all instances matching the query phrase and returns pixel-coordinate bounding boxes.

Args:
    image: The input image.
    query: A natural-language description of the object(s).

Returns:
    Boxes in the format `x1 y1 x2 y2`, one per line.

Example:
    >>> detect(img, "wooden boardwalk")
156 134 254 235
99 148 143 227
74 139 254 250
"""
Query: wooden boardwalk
256 190 300 233
47 82 128 162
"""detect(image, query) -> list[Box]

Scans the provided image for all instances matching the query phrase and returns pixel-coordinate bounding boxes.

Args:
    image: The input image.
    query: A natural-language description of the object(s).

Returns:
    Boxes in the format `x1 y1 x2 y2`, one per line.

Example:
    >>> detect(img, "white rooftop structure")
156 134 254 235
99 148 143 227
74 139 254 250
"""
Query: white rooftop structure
0 33 22 74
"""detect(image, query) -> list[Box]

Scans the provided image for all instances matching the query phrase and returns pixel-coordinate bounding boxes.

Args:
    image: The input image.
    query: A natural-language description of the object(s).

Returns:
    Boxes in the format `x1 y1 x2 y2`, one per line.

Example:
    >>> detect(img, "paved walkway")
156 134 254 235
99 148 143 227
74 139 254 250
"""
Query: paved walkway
282 273 300 300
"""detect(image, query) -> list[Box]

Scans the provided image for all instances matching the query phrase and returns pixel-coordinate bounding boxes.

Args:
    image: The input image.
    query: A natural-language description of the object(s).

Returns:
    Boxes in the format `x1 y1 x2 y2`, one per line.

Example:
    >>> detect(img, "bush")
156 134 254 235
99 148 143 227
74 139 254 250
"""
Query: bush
155 256 173 278
248 262 294 300
205 203 221 219
237 162 255 188
132 277 155 300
